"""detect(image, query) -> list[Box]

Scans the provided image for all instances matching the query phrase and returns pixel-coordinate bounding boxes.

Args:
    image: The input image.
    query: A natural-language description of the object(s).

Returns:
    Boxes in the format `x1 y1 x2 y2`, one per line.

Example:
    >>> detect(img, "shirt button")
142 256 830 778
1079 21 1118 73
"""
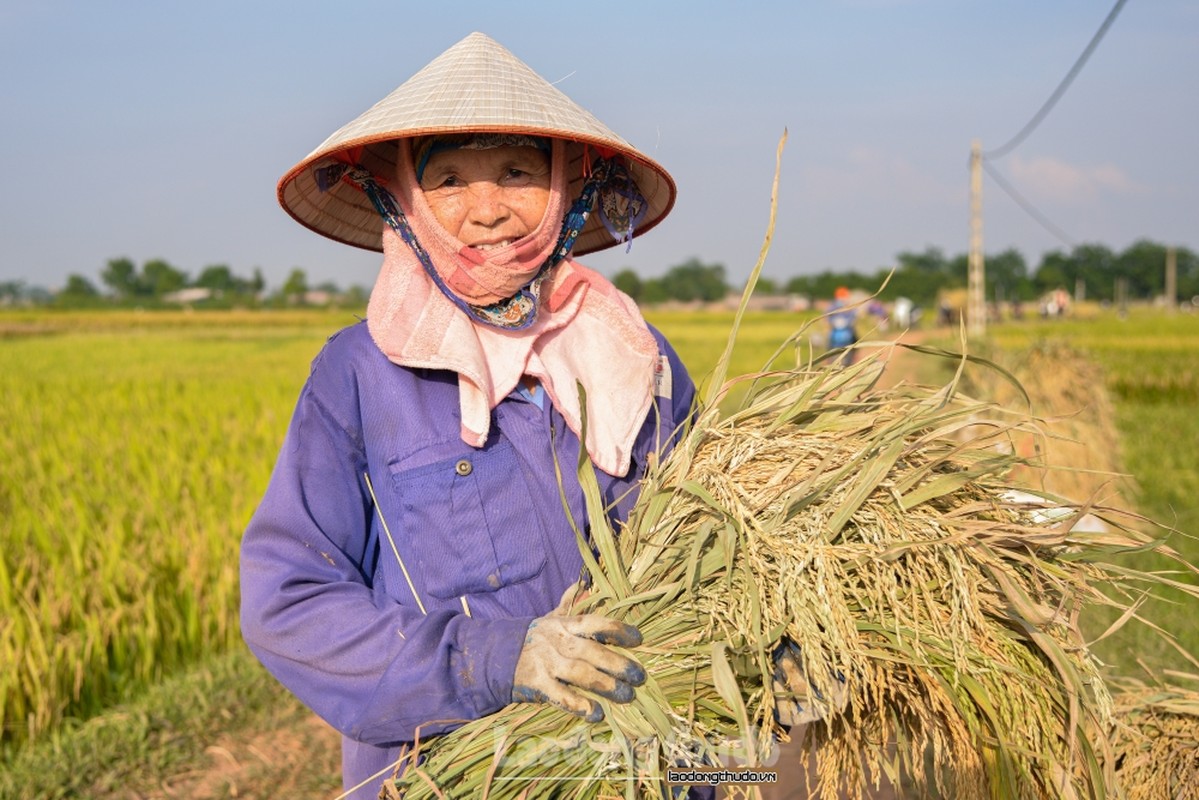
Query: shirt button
455 459 473 477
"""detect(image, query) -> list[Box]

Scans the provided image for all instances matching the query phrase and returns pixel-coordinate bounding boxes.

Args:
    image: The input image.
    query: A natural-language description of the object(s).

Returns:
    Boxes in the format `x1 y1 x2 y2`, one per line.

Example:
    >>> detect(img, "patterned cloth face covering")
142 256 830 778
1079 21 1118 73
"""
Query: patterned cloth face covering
315 149 648 331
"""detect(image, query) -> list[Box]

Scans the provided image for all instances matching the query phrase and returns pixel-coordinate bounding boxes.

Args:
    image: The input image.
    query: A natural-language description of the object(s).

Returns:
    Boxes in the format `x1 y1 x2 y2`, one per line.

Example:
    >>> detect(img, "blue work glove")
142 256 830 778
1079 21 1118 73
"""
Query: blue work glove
772 640 848 726
512 611 645 723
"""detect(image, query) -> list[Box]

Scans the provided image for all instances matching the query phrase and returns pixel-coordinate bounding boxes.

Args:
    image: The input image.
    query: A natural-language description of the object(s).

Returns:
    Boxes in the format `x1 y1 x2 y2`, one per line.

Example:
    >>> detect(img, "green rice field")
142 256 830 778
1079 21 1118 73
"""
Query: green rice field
1 306 1196 768
0 311 337 753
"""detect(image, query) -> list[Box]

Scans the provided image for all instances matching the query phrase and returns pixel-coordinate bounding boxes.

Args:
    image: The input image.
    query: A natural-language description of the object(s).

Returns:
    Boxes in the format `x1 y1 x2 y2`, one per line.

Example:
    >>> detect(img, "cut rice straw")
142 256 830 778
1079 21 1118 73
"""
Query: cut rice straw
1102 671 1199 800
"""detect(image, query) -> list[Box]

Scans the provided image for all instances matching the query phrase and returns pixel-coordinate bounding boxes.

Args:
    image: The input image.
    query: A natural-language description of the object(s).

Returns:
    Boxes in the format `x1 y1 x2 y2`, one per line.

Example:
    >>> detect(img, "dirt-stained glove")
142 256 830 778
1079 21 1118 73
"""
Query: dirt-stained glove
512 613 646 723
772 640 848 726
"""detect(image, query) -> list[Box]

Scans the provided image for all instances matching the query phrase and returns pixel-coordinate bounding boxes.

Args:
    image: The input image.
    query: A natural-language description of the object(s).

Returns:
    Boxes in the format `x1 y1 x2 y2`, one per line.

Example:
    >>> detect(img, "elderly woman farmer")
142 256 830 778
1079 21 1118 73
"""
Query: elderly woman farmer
239 33 696 797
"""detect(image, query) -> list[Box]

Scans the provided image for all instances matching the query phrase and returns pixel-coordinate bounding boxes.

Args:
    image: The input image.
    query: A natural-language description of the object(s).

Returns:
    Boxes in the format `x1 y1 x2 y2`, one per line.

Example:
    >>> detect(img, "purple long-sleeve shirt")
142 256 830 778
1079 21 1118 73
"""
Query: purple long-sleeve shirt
239 320 695 798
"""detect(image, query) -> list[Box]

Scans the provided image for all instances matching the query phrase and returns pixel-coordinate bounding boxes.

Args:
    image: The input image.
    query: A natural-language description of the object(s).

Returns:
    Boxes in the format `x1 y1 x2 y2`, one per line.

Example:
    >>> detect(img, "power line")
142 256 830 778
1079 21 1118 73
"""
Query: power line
975 1 1128 252
984 0 1129 159
981 159 1076 247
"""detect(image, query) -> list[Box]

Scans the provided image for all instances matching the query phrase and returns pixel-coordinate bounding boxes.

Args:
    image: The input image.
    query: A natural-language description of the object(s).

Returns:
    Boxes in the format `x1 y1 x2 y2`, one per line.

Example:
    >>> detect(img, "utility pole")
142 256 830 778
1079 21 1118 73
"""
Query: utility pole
968 140 985 338
1165 247 1177 313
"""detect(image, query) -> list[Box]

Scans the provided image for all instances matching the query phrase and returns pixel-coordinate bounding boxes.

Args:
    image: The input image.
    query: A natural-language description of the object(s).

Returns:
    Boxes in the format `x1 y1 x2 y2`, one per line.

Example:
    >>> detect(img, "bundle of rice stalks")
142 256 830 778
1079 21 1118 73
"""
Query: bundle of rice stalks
382 342 1199 799
1103 674 1199 799
953 339 1130 511
381 136 1198 799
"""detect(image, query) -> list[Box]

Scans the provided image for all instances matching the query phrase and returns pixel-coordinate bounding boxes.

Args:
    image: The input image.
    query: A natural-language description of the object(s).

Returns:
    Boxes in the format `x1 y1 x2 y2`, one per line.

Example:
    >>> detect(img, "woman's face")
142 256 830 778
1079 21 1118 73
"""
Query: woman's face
419 145 552 250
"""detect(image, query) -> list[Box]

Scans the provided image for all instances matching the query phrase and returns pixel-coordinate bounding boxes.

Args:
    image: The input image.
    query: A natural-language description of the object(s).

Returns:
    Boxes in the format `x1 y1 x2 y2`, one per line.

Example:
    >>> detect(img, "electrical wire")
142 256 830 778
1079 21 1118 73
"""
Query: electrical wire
984 0 1129 159
981 159 1076 247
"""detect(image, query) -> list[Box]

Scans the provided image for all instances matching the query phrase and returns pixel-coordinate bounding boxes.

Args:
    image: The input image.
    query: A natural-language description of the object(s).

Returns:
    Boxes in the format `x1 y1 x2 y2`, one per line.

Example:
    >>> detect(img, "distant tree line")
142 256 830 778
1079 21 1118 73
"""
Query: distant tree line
611 257 731 304
611 240 1198 309
1 258 369 309
2 239 1194 311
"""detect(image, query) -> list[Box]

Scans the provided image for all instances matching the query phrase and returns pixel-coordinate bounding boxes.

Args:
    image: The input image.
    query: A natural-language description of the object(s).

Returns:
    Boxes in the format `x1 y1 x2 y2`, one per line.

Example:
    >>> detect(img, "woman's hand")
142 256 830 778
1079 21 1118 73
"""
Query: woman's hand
512 613 645 722
772 641 848 726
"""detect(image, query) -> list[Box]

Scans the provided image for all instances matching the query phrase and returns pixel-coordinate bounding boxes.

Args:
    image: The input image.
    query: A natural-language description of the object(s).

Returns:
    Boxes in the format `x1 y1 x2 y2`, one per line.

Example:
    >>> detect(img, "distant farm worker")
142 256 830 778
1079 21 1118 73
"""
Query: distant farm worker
236 33 701 799
827 286 859 363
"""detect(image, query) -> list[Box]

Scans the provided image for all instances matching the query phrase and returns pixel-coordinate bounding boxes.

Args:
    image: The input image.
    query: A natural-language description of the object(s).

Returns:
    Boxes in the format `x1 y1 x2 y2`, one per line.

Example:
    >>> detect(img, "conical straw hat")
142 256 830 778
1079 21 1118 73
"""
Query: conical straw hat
278 32 676 256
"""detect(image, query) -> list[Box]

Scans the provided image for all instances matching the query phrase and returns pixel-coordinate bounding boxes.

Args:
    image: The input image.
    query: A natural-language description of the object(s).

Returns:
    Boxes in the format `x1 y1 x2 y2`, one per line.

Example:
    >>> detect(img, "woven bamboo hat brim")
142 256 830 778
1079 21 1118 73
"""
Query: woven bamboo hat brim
278 32 676 256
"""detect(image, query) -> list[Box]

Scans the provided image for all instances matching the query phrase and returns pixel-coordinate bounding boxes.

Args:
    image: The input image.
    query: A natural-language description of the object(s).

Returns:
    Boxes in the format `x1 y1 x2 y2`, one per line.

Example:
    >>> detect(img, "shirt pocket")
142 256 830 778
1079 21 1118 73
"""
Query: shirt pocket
388 440 547 600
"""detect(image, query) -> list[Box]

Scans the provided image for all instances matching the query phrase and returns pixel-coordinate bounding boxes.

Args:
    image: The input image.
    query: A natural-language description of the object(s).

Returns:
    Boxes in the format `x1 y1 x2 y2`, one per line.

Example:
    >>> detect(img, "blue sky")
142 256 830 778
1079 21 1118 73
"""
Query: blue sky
1 0 1195 292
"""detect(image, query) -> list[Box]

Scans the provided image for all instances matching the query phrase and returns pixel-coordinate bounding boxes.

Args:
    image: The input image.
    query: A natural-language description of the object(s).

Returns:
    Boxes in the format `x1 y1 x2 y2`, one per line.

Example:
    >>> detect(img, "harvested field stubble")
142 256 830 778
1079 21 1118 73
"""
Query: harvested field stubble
1104 674 1199 800
954 339 1130 511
